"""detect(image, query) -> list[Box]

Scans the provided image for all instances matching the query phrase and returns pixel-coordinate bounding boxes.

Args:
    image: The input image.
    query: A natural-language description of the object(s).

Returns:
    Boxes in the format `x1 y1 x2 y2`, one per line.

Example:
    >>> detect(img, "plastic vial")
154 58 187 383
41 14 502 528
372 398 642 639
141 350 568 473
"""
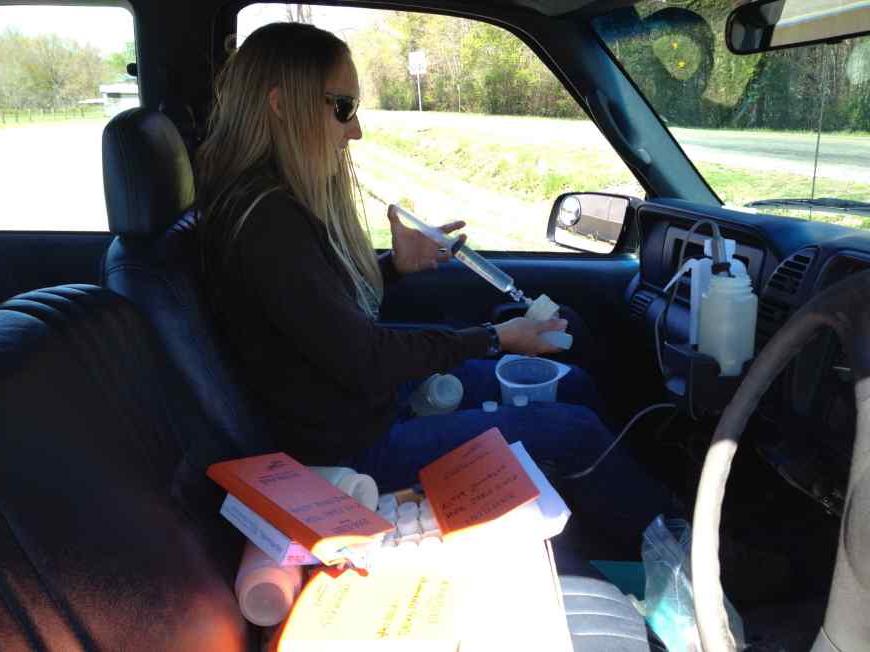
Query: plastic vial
397 513 421 536
420 512 439 533
409 374 464 416
309 466 379 510
234 542 304 627
378 493 398 513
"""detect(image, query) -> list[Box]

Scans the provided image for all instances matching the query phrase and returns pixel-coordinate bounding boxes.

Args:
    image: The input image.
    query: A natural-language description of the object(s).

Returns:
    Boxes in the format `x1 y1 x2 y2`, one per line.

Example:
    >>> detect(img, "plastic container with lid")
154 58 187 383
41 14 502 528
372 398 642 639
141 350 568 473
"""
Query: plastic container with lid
409 374 464 416
235 541 305 626
698 270 757 377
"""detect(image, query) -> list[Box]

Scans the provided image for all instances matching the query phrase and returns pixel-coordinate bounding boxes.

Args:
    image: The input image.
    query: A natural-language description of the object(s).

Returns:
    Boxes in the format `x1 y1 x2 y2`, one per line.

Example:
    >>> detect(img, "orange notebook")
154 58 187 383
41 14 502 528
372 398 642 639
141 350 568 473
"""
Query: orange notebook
419 428 540 537
207 453 393 565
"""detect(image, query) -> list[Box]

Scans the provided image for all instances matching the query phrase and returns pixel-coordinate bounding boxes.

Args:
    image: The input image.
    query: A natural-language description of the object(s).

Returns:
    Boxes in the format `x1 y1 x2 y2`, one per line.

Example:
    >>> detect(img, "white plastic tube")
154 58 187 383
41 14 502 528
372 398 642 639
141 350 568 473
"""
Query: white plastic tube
235 541 304 626
309 466 379 510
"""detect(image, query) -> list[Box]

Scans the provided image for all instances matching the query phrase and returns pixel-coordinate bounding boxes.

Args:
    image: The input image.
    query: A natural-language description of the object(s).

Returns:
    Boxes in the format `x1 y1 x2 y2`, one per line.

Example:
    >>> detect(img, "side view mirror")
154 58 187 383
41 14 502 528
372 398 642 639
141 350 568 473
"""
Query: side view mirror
546 192 633 253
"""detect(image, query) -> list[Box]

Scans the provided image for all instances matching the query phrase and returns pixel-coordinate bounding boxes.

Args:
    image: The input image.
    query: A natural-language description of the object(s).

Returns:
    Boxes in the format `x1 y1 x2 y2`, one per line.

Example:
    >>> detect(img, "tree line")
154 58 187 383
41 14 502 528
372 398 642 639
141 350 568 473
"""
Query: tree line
0 29 132 111
349 12 584 119
349 5 870 132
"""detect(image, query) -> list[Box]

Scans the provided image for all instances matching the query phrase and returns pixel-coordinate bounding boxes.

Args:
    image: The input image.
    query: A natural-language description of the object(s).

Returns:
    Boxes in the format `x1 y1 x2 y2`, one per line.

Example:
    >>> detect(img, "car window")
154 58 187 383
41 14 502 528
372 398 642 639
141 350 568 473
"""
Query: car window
0 5 137 232
594 1 870 231
237 4 644 254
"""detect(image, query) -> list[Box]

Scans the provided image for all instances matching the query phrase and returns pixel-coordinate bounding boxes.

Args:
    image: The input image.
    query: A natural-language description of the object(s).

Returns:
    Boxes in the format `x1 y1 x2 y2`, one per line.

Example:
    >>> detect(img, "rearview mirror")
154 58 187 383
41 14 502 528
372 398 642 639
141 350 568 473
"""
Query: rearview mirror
546 192 631 253
727 0 870 54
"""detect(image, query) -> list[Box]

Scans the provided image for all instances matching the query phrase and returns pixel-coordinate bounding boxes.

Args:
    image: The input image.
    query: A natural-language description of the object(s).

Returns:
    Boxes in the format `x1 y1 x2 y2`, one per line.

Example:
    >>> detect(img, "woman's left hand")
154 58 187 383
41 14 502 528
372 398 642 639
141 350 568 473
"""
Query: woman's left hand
387 205 466 275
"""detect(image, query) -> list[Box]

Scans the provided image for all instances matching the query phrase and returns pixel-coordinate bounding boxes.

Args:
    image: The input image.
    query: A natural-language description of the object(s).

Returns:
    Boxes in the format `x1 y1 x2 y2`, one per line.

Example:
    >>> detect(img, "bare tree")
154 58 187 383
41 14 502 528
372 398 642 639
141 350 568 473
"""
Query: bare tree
286 4 312 24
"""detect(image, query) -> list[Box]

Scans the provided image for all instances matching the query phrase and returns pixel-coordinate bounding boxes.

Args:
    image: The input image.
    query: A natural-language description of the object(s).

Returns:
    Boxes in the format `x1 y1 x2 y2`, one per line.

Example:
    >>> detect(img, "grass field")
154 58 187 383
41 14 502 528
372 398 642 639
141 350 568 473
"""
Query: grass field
358 110 870 234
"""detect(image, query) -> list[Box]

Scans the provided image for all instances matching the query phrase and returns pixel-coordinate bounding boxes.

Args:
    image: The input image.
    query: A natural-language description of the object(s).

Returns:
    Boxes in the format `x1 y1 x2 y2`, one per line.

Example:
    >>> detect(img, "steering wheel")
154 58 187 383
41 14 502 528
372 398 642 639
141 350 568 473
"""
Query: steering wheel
692 270 870 651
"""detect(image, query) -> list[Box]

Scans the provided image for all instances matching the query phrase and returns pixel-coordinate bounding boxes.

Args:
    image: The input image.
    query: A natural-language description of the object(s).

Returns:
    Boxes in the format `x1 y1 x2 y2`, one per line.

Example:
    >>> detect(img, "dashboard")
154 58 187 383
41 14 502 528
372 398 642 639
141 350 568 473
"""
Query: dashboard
626 198 870 515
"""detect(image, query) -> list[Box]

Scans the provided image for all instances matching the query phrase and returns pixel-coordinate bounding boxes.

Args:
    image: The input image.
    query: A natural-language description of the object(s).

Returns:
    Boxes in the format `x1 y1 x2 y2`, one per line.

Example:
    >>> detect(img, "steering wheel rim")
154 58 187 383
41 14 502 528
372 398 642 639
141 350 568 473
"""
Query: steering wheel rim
692 269 870 651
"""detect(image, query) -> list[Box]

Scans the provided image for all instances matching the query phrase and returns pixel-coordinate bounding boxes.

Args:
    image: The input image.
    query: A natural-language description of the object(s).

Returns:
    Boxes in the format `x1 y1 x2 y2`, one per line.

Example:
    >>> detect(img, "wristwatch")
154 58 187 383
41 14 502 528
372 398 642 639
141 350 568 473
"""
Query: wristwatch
482 322 501 357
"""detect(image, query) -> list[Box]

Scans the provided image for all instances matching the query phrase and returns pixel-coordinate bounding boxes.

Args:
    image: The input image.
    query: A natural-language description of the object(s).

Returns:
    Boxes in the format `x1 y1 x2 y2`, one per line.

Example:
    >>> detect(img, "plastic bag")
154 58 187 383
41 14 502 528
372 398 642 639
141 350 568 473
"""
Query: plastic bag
640 515 745 652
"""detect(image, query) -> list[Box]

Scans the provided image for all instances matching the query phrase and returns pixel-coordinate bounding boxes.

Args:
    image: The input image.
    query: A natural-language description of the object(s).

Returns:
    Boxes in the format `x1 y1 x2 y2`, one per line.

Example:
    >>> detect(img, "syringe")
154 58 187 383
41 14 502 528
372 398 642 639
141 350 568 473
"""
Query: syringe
391 205 530 304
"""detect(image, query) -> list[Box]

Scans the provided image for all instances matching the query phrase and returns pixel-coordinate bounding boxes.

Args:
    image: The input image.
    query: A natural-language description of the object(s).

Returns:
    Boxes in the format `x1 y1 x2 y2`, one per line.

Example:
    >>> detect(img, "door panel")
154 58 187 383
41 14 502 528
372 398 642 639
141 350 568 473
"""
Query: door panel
381 254 637 327
381 253 643 411
0 233 112 303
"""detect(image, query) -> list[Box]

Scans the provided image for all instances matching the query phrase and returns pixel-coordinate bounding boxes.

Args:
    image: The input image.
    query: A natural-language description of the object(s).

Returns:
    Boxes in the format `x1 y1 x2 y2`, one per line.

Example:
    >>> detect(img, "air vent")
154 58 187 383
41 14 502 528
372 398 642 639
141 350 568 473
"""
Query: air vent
765 248 817 296
629 289 655 320
756 296 792 348
757 247 817 348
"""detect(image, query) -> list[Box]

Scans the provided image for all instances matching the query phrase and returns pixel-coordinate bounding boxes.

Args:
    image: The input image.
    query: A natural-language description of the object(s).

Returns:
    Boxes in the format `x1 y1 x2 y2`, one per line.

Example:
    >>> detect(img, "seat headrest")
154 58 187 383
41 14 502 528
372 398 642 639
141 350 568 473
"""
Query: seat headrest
103 108 195 237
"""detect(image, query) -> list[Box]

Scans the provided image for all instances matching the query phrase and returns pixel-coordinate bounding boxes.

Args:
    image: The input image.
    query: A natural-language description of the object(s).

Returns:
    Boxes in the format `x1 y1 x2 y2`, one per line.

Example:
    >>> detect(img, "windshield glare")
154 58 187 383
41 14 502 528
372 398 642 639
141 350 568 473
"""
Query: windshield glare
593 1 870 231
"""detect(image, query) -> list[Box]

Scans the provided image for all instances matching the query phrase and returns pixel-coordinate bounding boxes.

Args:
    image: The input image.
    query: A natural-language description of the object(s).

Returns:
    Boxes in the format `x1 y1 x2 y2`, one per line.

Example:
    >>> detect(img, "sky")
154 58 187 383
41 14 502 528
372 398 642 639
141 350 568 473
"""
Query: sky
0 4 382 56
0 5 135 54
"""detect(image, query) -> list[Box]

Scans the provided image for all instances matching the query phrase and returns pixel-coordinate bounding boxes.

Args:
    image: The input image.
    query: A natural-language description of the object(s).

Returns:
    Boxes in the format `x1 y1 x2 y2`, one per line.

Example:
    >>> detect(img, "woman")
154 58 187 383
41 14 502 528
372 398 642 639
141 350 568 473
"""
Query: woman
195 22 668 534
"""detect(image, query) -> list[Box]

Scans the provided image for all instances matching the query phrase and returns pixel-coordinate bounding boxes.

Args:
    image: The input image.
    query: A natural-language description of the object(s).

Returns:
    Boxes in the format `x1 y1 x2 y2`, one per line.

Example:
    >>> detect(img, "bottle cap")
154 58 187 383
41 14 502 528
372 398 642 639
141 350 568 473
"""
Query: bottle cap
378 493 398 512
540 330 573 350
397 513 421 536
482 400 498 413
513 394 529 407
431 374 464 410
337 473 379 511
397 501 419 518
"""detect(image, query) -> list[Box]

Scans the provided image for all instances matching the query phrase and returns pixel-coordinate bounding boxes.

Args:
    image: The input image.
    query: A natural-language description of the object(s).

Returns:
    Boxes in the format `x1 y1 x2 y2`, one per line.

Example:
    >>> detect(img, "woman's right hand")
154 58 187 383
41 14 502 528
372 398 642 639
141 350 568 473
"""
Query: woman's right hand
494 317 567 355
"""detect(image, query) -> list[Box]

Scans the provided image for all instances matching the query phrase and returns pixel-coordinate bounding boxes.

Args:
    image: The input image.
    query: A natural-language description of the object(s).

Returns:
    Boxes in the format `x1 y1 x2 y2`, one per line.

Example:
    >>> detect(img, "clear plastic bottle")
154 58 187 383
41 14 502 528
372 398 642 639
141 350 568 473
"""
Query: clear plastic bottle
698 270 758 376
409 374 464 416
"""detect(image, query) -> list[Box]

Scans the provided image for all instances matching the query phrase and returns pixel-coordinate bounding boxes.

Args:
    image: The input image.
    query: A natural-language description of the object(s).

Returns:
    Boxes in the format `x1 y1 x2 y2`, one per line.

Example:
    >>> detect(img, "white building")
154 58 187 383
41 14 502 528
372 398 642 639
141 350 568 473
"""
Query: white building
98 82 140 117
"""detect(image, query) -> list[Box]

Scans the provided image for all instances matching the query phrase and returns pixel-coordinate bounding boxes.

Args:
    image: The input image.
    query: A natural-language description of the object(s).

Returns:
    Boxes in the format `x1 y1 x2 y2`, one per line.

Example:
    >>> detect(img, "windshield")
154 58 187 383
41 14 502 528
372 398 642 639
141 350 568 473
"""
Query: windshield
593 1 870 231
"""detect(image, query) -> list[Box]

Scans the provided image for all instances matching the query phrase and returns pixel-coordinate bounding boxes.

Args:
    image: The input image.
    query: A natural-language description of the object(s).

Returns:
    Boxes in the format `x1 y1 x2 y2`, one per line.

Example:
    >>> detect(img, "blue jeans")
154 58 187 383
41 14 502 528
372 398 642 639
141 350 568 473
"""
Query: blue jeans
345 359 677 554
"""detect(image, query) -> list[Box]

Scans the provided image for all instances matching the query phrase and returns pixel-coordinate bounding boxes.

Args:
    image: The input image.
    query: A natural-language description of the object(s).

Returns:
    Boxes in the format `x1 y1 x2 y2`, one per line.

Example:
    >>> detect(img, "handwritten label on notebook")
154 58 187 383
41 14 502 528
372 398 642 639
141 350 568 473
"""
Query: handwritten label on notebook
276 563 457 651
419 428 540 536
207 453 392 564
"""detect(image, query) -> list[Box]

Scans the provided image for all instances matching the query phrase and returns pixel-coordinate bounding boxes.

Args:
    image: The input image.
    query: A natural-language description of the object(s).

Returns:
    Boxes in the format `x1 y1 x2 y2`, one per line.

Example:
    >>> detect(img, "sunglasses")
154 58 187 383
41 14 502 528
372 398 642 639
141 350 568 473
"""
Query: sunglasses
325 92 360 124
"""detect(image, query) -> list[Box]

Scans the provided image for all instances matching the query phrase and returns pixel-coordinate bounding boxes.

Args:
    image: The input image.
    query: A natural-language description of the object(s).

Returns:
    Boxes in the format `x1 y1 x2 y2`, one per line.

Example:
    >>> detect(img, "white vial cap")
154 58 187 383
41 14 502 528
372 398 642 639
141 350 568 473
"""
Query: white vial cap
482 401 498 413
377 507 397 524
431 374 464 411
512 394 529 407
419 512 439 533
397 513 421 536
525 294 560 322
397 501 419 518
378 494 398 512
419 498 432 516
540 330 573 350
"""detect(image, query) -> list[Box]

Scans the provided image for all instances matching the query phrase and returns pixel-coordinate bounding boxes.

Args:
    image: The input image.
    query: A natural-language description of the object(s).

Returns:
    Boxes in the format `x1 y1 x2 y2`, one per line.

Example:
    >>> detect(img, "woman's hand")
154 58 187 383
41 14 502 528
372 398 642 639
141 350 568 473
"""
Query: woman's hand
495 317 568 355
387 205 466 275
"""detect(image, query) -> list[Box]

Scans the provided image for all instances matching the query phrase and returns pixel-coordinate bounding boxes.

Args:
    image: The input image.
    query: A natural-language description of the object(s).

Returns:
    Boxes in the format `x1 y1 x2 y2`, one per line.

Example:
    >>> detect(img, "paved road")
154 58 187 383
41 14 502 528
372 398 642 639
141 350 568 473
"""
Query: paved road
673 127 870 184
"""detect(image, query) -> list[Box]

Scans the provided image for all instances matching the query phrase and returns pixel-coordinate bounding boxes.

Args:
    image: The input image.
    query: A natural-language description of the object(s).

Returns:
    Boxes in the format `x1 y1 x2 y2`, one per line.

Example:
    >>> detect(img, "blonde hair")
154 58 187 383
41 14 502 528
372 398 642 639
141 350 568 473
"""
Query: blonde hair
197 22 382 317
